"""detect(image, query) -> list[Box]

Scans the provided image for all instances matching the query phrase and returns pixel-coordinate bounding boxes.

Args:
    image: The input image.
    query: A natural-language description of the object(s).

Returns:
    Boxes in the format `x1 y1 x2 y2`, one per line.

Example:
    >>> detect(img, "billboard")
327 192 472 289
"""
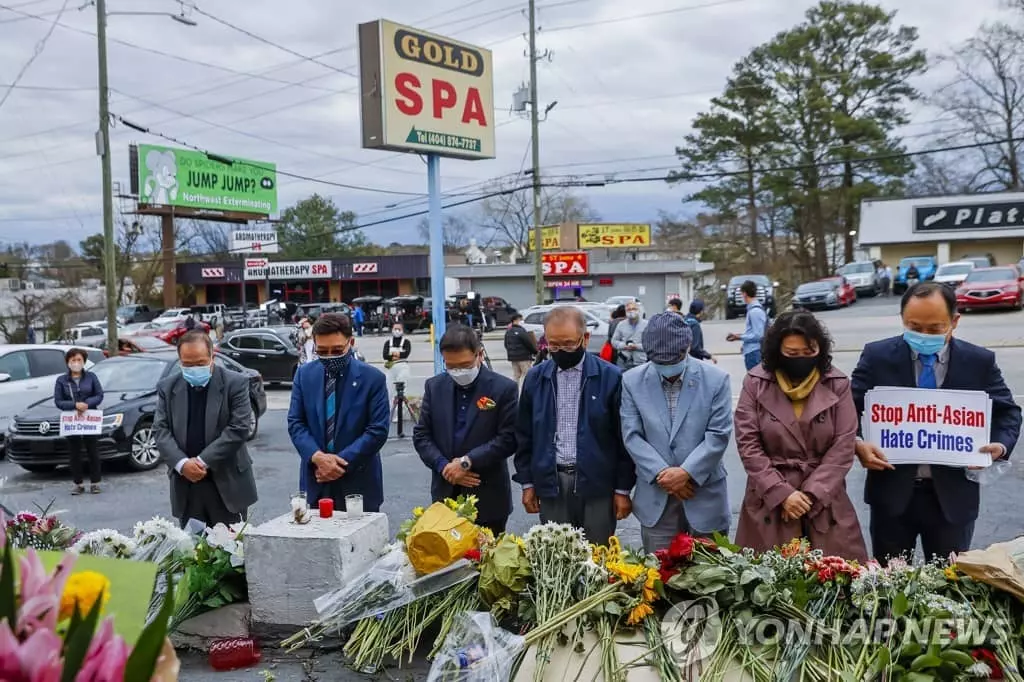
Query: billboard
578 223 651 248
134 144 278 215
230 230 280 254
358 19 495 160
542 252 589 276
527 226 561 251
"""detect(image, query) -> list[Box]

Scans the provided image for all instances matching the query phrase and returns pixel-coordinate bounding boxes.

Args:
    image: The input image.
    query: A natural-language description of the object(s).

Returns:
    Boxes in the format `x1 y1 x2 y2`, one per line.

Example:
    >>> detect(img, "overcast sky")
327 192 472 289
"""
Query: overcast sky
0 0 1013 252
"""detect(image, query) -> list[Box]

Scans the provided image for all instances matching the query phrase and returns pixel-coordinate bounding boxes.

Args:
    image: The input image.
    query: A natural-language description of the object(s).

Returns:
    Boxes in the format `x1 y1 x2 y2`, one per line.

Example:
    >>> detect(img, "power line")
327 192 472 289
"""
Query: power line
0 0 70 111
542 0 751 33
0 81 93 91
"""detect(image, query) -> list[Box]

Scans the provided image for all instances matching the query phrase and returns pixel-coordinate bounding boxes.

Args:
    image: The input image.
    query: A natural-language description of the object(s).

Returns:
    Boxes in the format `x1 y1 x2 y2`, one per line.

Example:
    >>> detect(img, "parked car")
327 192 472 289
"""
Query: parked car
934 261 976 288
136 319 211 345
116 304 157 325
960 254 996 268
217 326 301 384
818 276 857 307
956 266 1024 313
0 345 106 455
722 275 778 320
791 281 842 311
520 305 608 354
101 335 176 356
190 303 228 324
153 307 191 322
387 295 431 334
295 302 351 321
603 296 647 319
894 256 937 294
5 351 266 474
836 261 881 296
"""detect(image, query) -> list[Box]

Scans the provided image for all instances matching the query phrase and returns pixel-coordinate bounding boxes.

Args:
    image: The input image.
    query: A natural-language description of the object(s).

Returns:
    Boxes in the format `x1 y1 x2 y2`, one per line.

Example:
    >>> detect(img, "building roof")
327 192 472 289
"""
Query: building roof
445 258 714 279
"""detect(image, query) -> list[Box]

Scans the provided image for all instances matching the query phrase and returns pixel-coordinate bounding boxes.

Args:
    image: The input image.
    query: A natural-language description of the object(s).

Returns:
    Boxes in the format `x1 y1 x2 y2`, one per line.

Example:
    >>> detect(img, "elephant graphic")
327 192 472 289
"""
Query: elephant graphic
141 149 178 205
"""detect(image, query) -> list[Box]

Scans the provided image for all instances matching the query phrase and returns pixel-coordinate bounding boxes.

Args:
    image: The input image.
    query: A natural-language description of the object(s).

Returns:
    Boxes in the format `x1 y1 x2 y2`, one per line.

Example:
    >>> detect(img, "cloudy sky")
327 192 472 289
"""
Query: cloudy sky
0 0 1014 252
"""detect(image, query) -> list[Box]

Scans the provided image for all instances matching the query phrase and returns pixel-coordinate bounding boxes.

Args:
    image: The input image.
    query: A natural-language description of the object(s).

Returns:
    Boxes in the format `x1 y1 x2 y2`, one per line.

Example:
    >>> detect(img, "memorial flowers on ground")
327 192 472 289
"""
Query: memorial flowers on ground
4 504 80 551
169 522 249 631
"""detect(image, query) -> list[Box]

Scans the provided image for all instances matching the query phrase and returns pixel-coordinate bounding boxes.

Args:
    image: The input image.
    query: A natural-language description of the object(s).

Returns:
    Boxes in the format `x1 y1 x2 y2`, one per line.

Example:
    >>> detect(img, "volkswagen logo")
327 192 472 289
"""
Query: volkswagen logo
38 421 50 435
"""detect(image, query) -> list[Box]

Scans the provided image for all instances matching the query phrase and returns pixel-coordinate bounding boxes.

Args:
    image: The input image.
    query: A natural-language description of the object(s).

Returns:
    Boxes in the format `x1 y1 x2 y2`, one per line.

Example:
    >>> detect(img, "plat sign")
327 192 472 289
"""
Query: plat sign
358 19 495 160
542 252 589 277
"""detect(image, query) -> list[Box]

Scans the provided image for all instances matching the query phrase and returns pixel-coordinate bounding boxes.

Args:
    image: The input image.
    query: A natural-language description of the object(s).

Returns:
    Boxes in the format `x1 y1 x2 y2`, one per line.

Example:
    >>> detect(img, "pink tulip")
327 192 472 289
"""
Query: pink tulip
15 550 74 636
75 618 129 682
0 620 63 682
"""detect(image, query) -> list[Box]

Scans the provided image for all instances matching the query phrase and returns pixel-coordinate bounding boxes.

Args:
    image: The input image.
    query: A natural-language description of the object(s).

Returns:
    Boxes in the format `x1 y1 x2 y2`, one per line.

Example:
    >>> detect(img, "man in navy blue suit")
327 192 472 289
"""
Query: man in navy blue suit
851 282 1021 561
288 313 390 512
413 325 518 536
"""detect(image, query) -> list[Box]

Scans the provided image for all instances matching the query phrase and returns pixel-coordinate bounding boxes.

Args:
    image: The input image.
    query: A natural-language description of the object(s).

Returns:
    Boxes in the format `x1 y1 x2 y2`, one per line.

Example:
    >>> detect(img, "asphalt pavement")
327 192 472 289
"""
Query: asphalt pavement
2 295 1023 681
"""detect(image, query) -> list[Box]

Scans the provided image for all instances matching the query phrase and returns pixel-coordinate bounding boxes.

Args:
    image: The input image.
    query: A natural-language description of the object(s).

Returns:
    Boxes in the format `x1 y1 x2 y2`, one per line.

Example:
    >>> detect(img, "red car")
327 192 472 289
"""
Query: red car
818 276 857 307
135 319 211 345
956 266 1024 312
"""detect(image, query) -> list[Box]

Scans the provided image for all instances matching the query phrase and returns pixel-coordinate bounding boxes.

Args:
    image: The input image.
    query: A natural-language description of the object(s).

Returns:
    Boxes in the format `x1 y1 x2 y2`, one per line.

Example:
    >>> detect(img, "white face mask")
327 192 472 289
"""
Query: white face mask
68 361 84 373
393 329 403 338
447 366 480 387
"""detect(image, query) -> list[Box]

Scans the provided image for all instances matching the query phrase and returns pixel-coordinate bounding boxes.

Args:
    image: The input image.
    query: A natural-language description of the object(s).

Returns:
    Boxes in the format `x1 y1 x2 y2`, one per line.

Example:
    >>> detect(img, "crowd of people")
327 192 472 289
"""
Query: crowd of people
69 278 1014 561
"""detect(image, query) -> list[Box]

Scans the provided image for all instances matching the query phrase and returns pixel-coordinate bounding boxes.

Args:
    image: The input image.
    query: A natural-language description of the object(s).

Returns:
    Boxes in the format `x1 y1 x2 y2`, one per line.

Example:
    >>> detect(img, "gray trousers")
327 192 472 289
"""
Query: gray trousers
539 470 616 545
641 496 726 554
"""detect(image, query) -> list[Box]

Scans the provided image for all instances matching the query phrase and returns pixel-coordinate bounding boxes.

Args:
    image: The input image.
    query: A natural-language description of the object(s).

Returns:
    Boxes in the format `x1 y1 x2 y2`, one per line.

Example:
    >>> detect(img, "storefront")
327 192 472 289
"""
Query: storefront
177 255 430 307
860 193 1024 266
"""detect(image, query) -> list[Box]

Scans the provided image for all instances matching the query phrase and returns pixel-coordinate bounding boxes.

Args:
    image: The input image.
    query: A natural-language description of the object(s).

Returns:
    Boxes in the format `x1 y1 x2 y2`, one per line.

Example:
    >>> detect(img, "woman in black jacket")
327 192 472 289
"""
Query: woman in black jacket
53 348 105 494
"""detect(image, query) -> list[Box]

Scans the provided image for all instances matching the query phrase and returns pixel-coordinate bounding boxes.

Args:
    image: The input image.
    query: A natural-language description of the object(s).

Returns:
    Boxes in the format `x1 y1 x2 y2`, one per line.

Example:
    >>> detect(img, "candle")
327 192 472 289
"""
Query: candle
318 498 333 518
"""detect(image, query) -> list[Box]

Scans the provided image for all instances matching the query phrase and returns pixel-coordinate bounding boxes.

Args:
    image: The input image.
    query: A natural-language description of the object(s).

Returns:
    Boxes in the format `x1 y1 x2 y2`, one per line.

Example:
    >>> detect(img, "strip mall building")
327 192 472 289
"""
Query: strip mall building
859 192 1024 266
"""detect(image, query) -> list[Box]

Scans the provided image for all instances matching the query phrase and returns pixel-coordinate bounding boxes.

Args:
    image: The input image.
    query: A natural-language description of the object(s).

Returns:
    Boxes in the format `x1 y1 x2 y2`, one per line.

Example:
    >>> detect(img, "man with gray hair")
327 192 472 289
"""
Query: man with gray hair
620 312 733 552
611 300 647 369
514 306 636 543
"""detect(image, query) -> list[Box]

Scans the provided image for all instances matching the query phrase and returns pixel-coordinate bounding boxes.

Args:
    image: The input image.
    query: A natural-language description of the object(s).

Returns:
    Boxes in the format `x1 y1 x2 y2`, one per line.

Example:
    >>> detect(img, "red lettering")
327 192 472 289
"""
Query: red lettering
462 87 487 126
432 79 457 118
395 73 422 115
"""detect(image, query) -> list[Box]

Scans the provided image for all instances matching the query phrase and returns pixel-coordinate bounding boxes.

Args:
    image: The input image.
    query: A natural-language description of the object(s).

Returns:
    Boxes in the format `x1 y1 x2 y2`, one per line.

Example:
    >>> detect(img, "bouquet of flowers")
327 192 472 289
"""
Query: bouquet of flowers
72 528 138 559
4 504 79 551
168 523 247 631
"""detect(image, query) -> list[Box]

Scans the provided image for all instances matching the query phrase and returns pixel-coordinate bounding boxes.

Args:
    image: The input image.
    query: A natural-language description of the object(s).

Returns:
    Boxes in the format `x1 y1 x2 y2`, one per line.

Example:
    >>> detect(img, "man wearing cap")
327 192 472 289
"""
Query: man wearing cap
619 312 733 552
683 300 714 363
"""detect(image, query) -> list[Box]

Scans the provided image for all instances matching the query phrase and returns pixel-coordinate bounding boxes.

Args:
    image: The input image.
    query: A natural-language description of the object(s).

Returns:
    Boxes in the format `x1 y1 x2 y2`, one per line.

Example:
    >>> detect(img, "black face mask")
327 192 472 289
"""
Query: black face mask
551 345 586 370
779 356 818 382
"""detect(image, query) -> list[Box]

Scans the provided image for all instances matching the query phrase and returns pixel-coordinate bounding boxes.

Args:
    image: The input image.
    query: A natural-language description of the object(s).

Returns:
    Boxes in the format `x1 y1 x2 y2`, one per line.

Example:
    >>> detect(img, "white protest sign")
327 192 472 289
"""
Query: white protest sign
59 410 103 437
862 387 992 468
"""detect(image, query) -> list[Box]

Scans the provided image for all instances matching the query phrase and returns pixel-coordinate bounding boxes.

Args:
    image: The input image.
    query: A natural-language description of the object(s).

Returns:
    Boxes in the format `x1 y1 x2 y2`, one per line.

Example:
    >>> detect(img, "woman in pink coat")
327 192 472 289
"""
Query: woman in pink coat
733 311 868 561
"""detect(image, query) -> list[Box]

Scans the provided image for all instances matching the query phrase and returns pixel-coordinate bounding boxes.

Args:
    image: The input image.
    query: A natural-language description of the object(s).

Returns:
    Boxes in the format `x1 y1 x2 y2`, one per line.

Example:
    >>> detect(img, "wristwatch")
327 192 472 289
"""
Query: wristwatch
458 456 471 471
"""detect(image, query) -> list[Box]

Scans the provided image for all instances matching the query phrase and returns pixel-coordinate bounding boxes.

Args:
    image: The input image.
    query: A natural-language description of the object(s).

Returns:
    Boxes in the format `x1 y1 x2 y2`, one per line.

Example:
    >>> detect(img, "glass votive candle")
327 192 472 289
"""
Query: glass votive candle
345 494 363 516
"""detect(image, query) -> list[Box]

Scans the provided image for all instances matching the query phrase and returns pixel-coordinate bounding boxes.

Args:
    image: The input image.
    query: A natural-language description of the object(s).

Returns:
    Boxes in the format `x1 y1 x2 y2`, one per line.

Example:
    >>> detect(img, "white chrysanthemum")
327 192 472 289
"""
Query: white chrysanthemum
966 661 992 678
71 529 137 558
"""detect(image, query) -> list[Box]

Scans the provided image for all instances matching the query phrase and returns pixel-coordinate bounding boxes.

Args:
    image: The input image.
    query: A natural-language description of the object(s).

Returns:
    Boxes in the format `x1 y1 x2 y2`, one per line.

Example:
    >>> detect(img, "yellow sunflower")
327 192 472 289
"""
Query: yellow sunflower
412 506 425 518
607 560 644 586
642 567 659 602
60 571 110 621
943 566 959 581
626 601 654 626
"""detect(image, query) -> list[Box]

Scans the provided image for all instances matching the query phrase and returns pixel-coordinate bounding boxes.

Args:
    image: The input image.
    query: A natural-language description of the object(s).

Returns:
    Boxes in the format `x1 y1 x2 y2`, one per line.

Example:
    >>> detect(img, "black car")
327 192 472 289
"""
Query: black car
217 326 301 384
791 281 840 311
296 302 351 321
6 352 267 475
722 274 778 320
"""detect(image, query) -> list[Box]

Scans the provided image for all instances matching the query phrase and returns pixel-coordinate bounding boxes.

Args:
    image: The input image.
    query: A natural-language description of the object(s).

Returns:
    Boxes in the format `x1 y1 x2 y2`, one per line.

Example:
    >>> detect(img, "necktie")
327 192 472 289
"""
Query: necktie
325 369 338 452
918 354 937 389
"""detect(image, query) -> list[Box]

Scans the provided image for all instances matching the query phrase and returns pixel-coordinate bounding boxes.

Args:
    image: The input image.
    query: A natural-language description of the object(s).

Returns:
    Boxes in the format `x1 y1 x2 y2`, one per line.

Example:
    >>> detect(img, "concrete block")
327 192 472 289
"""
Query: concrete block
243 512 390 627
170 603 251 651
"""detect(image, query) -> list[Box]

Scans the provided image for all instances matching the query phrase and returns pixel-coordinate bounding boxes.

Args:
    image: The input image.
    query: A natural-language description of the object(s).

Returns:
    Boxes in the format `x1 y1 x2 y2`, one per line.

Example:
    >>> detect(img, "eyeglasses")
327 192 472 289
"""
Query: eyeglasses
547 338 583 353
316 345 349 356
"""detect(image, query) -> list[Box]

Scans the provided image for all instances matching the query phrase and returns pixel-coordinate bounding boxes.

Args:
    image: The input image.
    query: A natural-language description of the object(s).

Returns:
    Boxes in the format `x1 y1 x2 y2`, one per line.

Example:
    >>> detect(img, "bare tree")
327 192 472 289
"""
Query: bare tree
186 220 232 259
0 291 84 342
934 22 1024 191
907 154 984 196
416 215 476 252
476 179 599 255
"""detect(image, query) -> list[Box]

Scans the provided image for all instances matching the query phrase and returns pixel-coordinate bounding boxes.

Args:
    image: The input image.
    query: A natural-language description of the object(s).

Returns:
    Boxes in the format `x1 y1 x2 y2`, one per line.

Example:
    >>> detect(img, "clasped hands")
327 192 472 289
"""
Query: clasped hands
441 460 481 488
312 451 347 483
180 458 207 483
657 467 696 500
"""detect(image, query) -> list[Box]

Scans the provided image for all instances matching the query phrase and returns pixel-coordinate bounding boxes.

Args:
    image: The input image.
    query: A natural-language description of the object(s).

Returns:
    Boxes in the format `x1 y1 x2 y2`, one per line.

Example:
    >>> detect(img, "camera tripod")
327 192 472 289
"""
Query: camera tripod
390 380 418 438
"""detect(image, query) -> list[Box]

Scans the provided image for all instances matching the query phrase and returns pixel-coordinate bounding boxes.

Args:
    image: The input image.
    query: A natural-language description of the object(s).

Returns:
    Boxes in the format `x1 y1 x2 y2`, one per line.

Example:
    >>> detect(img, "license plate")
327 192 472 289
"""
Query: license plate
30 441 52 454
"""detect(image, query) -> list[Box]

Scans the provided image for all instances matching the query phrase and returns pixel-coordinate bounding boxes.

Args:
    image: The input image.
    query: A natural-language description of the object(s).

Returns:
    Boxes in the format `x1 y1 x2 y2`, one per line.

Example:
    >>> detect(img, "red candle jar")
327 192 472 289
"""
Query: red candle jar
319 498 334 518
208 637 261 671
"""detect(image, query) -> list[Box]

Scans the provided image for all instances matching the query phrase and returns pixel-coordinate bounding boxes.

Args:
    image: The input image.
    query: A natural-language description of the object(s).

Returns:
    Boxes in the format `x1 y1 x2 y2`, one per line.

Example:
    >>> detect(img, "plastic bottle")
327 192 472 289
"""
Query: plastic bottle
208 637 262 671
965 459 1011 485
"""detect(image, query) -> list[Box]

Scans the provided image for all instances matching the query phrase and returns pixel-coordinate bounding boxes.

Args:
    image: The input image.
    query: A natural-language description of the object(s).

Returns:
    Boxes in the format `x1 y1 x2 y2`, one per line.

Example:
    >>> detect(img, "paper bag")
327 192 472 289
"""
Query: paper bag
405 502 478 575
956 536 1024 602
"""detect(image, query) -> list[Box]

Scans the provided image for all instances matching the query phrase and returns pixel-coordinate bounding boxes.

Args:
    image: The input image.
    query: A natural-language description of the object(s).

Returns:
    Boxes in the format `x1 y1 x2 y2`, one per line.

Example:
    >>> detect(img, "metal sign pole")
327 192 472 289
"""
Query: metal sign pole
427 153 446 376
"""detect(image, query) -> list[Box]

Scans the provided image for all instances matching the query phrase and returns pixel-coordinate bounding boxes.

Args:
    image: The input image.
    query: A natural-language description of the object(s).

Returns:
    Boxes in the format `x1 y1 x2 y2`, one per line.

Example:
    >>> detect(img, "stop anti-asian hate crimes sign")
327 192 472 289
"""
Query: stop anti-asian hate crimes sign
862 387 992 468
358 19 495 160
135 143 278 215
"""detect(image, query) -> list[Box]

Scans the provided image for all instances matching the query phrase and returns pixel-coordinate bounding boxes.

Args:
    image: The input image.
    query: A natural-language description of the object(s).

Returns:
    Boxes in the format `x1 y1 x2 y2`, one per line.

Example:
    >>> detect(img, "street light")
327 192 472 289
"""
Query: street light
93 0 196 351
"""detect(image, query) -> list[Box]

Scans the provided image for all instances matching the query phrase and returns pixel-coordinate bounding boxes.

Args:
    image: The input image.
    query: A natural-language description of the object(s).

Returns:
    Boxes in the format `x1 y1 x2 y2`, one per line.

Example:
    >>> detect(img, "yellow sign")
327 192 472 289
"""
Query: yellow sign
577 223 651 248
527 226 561 251
358 20 495 160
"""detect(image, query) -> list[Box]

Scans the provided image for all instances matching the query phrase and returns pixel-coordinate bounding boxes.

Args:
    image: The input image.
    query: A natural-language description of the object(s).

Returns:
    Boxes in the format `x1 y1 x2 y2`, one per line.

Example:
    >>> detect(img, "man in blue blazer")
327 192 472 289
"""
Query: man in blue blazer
514 306 635 543
620 313 733 552
288 313 390 512
414 325 518 535
852 282 1021 560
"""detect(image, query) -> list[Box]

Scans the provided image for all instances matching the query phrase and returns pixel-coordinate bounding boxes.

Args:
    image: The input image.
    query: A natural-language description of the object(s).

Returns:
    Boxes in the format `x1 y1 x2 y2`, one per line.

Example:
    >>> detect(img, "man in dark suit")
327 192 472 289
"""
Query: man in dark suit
851 282 1021 561
154 330 258 529
413 325 518 535
288 313 390 512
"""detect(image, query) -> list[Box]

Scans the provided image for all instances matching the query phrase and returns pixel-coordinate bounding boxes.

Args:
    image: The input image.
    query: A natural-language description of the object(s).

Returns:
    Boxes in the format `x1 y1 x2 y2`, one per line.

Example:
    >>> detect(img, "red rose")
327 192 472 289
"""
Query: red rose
654 548 672 567
669 533 695 561
463 549 481 562
659 568 677 584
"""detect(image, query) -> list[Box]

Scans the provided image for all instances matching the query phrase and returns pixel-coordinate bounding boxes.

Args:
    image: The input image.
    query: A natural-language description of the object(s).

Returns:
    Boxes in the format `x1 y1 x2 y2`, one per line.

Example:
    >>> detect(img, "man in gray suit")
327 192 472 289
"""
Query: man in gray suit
154 330 258 529
620 312 732 552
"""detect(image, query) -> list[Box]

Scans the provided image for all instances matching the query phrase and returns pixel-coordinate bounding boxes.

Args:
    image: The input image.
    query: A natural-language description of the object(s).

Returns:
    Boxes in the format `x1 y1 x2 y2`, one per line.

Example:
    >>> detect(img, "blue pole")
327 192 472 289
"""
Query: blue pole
427 153 446 376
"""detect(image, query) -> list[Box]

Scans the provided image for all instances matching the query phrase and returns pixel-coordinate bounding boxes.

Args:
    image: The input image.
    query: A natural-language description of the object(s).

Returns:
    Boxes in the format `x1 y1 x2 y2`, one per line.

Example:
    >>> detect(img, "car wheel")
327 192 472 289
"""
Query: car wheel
20 464 57 474
127 421 161 471
247 402 259 441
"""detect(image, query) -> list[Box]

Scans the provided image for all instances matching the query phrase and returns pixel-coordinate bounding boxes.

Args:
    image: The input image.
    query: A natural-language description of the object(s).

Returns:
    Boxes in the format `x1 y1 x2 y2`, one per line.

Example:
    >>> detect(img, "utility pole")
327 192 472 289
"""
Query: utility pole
528 0 544 305
95 0 118 353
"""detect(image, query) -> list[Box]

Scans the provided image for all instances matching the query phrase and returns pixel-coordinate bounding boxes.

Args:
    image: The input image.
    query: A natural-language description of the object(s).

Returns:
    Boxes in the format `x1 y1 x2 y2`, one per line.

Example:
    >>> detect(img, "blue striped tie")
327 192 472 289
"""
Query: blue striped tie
325 371 337 452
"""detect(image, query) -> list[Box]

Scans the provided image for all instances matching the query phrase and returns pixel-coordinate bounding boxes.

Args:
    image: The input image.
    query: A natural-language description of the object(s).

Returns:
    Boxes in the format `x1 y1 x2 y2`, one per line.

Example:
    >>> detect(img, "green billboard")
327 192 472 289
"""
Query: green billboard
135 144 278 215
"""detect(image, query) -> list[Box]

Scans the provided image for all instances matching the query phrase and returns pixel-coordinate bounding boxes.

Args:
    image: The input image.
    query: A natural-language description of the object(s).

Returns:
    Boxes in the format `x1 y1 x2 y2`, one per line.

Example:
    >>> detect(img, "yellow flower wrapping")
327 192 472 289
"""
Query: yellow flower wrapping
404 502 480 574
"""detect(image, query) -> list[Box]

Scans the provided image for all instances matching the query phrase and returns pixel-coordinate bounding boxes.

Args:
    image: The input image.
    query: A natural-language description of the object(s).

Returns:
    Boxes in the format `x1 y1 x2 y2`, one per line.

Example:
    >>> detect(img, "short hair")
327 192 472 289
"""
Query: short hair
668 298 683 310
64 347 88 363
901 281 956 318
761 311 833 375
439 324 481 353
312 312 352 338
544 306 586 334
740 280 758 298
611 304 626 320
178 330 214 355
510 313 523 323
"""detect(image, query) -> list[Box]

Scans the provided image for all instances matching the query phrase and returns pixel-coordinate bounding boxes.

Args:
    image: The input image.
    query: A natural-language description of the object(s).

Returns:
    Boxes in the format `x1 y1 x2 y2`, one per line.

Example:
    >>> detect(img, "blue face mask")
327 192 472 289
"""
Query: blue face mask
181 364 212 388
903 329 947 356
655 356 688 379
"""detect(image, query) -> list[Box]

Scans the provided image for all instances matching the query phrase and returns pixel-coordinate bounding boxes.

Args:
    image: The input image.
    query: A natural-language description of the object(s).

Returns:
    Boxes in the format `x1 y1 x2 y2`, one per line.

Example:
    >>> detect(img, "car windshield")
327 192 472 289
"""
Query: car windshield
937 264 973 276
839 263 873 274
965 269 1017 283
122 336 171 351
797 282 832 293
728 275 770 285
89 358 168 389
900 258 932 268
116 306 135 316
